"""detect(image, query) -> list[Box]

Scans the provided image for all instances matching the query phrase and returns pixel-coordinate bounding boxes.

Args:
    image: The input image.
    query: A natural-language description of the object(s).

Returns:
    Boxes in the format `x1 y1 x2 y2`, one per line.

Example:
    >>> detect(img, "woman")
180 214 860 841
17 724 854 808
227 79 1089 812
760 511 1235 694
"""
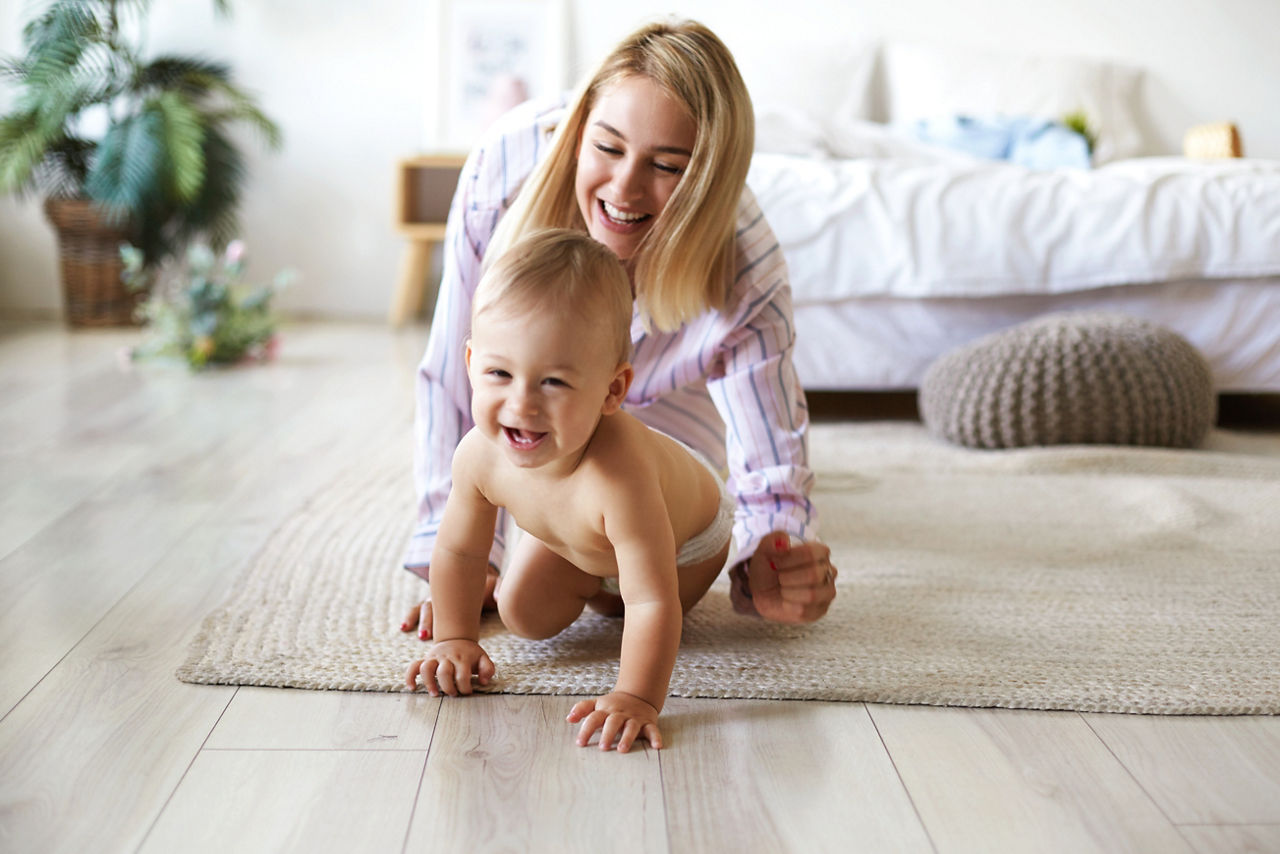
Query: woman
402 19 837 637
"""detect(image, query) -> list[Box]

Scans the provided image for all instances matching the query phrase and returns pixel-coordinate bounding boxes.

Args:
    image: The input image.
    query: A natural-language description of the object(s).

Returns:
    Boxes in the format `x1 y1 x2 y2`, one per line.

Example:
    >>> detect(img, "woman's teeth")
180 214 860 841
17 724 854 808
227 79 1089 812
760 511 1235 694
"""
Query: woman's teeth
601 200 647 223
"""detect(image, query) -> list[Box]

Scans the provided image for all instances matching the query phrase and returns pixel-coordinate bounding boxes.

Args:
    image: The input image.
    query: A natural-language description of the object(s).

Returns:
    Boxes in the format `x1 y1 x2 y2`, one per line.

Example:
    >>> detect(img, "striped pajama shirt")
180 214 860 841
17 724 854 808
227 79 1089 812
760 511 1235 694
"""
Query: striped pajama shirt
404 98 817 576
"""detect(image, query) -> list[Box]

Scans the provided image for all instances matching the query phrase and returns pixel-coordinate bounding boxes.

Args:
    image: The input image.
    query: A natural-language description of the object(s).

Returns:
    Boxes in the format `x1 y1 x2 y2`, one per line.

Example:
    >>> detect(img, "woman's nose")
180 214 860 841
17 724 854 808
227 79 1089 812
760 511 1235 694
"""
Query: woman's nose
611 160 644 202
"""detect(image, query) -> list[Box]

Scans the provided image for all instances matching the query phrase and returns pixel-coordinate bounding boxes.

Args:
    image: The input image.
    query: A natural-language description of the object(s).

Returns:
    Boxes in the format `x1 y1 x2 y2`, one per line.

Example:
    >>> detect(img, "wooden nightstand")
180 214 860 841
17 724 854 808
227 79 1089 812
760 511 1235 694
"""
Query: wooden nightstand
390 153 467 326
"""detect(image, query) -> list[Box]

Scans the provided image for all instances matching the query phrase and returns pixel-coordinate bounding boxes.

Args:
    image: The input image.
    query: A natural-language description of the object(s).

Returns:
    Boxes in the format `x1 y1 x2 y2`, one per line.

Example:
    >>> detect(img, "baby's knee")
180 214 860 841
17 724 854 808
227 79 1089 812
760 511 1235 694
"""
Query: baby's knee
500 615 560 641
496 597 561 640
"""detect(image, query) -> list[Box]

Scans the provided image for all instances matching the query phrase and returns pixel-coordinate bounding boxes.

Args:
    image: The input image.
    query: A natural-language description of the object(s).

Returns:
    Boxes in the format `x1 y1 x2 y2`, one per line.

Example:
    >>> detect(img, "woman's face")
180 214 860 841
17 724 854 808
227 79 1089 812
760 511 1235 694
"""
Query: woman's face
575 75 697 265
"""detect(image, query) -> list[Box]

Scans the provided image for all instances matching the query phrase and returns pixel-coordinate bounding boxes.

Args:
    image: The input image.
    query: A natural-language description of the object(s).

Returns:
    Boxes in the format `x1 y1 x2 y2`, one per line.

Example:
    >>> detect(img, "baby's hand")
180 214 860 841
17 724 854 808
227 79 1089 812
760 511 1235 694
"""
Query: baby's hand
566 692 662 752
405 639 495 696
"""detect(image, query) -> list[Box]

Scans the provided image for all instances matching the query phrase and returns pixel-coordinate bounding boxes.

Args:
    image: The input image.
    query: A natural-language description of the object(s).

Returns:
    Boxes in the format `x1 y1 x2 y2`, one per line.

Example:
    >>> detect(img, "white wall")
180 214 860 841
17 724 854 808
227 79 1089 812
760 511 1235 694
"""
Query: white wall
3 0 1278 320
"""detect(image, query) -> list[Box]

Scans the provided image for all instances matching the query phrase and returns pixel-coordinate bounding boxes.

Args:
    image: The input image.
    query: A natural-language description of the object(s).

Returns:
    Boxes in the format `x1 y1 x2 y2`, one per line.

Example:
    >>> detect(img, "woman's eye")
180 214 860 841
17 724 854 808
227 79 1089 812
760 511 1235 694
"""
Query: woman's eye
655 161 684 175
593 143 622 156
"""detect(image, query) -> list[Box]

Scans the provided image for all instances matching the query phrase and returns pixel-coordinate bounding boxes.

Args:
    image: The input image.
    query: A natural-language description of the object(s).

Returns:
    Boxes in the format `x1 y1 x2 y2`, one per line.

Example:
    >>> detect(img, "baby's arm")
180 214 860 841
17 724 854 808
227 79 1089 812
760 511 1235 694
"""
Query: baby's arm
405 432 499 695
567 477 682 751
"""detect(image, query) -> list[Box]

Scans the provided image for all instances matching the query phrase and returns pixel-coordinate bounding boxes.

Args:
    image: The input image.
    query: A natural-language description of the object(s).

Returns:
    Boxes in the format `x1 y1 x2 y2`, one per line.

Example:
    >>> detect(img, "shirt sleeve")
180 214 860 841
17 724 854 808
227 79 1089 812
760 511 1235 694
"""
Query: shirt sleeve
707 188 817 568
403 101 561 575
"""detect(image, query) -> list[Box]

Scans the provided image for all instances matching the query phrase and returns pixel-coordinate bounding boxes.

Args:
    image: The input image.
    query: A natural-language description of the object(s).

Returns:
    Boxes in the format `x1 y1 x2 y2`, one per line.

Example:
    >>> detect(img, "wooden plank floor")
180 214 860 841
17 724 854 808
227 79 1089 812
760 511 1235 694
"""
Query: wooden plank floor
1 320 1277 854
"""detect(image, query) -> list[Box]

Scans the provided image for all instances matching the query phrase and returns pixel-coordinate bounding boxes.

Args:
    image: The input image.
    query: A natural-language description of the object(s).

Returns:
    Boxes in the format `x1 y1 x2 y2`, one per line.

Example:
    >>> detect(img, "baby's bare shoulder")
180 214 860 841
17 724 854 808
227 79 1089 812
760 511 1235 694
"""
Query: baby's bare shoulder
451 428 500 489
587 414 662 474
453 428 489 467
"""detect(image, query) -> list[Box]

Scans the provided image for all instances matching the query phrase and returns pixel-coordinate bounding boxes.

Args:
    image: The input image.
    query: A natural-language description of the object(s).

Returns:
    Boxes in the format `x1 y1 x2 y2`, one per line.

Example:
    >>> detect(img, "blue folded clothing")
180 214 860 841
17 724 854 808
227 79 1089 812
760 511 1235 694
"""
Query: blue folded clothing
912 115 1092 169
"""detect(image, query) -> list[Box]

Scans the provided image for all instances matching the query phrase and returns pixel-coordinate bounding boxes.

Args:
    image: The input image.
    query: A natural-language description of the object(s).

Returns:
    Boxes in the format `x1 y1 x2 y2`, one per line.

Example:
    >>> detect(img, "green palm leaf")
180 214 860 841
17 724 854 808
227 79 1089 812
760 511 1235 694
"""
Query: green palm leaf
183 124 245 247
151 91 206 202
0 112 50 193
21 1 101 64
0 57 24 82
38 136 96 197
139 56 232 91
142 59 282 151
86 110 163 220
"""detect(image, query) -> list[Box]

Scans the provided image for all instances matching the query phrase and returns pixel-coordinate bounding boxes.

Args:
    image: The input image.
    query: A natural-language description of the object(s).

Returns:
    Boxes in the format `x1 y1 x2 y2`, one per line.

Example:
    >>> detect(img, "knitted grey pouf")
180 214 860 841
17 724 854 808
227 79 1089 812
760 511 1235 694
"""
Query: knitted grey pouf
919 312 1216 449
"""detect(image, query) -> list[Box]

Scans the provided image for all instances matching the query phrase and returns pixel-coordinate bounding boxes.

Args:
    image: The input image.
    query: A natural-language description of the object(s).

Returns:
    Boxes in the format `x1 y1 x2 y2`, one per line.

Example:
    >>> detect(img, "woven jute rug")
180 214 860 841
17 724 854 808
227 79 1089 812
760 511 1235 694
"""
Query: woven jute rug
178 422 1280 714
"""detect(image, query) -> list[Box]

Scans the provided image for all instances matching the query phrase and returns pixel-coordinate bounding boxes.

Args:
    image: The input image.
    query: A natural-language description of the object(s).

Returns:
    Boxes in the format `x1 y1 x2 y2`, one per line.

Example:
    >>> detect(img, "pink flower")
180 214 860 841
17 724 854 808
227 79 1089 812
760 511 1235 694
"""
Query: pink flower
225 240 246 265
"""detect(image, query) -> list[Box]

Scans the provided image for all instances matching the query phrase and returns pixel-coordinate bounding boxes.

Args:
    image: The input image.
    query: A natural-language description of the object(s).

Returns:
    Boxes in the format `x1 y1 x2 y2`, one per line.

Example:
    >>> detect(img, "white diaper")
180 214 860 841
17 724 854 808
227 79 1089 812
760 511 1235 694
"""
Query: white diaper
674 449 735 566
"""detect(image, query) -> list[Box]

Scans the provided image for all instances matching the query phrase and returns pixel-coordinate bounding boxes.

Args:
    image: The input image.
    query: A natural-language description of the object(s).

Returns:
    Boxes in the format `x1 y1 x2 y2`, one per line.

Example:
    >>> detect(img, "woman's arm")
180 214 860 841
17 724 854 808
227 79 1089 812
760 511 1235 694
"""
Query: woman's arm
709 190 836 623
404 151 489 575
403 100 564 577
709 188 817 564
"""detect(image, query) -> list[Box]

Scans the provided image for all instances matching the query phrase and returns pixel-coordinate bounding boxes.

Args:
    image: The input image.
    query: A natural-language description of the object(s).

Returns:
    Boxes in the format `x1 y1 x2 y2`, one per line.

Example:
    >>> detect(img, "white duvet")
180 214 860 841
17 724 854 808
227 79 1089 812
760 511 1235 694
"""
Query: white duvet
747 145 1280 303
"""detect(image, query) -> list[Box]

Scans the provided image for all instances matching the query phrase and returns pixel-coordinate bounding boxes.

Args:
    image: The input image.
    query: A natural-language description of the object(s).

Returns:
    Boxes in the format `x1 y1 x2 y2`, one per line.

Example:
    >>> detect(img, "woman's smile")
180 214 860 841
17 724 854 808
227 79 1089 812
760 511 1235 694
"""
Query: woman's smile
599 199 650 227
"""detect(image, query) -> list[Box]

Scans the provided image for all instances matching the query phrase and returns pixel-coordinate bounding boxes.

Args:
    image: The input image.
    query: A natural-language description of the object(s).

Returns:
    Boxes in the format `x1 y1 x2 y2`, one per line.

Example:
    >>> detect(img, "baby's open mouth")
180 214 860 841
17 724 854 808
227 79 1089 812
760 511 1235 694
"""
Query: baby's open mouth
503 426 547 448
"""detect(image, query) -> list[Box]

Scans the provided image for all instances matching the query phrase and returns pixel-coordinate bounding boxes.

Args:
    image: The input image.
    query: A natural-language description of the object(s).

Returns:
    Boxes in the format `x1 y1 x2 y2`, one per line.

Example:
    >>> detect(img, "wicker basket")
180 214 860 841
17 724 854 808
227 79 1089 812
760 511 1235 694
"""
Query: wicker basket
43 198 142 327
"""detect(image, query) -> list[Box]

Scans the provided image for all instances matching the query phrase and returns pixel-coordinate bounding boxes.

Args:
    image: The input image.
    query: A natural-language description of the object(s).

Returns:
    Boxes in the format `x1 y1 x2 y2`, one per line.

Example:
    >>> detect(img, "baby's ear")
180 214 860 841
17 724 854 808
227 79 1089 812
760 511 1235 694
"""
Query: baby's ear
602 362 634 414
464 339 473 369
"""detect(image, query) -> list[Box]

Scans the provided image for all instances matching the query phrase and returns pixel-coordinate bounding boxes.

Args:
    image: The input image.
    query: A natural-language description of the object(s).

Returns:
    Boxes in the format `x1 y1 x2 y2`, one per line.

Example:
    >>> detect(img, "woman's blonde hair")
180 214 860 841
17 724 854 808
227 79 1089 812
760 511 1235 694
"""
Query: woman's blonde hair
487 19 754 332
474 228 634 367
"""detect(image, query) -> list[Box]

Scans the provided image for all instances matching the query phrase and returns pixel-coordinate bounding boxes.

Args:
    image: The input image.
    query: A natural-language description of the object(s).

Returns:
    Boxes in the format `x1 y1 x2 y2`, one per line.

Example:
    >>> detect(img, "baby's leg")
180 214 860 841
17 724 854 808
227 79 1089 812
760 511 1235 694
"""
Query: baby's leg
498 536 601 640
676 541 731 615
585 541 731 620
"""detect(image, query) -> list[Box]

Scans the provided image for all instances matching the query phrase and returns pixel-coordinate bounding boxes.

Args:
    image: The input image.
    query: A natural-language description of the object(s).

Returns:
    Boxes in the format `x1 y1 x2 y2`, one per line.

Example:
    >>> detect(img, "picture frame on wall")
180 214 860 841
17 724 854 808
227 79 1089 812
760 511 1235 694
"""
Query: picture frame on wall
424 0 569 152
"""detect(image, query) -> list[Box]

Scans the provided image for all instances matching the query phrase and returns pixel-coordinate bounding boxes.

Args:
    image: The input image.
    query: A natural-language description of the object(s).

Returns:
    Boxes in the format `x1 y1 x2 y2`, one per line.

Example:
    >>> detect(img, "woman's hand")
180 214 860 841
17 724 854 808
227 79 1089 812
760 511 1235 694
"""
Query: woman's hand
405 639 495 695
566 692 662 752
732 532 837 623
400 564 500 640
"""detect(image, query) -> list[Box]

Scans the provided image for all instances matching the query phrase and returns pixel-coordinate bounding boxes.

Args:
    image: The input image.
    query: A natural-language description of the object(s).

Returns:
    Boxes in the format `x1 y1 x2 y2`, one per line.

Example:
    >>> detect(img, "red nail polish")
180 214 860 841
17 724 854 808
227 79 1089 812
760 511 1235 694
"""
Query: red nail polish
774 536 788 551
418 630 428 639
401 622 410 631
769 560 778 572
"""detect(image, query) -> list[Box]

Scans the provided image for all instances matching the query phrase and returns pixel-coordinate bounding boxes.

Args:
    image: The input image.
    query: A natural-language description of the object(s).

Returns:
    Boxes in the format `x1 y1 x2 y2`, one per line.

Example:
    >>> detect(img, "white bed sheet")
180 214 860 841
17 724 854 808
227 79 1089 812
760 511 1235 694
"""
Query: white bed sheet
792 278 1280 392
749 153 1280 301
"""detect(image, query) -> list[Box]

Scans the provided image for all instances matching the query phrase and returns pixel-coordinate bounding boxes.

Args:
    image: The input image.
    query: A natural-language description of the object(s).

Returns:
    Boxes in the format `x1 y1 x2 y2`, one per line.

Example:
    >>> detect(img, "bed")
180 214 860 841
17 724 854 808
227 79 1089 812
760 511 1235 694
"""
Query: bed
737 41 1280 393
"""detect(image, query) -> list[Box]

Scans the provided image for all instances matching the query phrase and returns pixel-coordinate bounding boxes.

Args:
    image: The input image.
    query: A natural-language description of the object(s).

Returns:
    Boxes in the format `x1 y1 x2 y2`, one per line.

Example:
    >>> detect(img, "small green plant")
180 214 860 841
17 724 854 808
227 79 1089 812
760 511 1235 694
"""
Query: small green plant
1060 110 1098 156
123 240 294 370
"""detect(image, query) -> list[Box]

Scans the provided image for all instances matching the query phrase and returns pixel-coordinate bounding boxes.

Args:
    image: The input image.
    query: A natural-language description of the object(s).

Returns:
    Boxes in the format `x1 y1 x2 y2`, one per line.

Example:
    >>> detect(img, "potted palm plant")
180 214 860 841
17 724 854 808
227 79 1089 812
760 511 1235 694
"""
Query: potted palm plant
0 0 281 326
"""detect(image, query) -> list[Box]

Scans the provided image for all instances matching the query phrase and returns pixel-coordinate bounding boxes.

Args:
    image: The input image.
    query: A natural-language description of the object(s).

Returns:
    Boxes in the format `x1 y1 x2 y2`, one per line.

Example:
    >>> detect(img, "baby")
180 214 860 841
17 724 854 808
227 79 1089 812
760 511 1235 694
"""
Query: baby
404 228 734 752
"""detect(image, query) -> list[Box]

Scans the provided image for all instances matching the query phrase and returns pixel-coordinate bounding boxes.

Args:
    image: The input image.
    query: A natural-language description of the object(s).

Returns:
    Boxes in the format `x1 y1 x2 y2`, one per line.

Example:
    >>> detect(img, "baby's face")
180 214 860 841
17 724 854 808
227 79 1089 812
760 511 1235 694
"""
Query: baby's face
466 305 624 472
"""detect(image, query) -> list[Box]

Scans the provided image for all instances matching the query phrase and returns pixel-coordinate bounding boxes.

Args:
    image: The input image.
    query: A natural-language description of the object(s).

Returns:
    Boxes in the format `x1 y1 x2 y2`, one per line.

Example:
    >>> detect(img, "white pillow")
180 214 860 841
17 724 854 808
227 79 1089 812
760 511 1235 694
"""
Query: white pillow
734 40 879 154
754 108 831 158
882 42 1146 164
823 118 986 163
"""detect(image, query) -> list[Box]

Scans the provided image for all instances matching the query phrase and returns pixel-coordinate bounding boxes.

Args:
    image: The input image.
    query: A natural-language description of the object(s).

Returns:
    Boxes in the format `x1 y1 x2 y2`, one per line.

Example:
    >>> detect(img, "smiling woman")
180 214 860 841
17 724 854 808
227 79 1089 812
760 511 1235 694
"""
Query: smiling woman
402 18 838 654
572 77 696 267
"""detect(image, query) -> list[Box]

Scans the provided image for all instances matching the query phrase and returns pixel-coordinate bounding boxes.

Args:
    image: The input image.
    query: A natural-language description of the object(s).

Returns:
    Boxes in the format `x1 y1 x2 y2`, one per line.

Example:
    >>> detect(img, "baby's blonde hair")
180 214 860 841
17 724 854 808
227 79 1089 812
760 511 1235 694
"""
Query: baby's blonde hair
487 18 754 332
474 228 634 367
